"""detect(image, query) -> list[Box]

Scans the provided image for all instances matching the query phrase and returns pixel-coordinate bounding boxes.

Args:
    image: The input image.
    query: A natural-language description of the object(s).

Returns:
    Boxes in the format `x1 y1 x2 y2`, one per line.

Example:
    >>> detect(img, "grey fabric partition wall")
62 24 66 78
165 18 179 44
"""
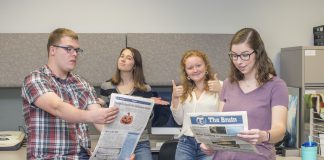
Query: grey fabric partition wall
76 34 126 86
0 33 126 87
0 33 232 87
127 33 233 86
0 34 48 87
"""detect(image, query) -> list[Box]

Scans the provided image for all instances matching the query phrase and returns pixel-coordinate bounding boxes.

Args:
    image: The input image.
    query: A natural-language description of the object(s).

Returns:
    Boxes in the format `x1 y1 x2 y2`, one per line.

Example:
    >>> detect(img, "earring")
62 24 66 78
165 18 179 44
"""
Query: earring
205 71 208 75
187 76 191 80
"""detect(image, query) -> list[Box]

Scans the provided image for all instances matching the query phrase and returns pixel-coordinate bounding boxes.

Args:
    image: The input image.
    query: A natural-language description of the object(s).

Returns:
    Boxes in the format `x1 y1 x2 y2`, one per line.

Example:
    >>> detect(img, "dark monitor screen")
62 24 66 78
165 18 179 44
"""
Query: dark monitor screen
151 87 181 135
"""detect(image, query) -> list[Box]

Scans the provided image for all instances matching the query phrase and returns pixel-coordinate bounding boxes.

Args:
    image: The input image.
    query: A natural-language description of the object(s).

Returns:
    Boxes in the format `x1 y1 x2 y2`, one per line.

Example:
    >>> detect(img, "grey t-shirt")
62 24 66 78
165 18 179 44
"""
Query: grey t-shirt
214 77 288 160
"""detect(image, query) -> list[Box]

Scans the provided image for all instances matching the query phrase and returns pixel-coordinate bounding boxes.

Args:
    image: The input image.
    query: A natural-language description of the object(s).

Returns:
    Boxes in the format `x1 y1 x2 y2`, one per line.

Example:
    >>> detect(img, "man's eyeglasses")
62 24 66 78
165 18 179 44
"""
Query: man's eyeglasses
53 45 84 55
228 50 255 61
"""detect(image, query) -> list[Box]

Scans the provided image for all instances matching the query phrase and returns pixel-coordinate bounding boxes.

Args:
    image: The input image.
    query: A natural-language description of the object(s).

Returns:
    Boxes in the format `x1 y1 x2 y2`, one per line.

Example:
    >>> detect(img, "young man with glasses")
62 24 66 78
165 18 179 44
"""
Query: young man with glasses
22 28 120 160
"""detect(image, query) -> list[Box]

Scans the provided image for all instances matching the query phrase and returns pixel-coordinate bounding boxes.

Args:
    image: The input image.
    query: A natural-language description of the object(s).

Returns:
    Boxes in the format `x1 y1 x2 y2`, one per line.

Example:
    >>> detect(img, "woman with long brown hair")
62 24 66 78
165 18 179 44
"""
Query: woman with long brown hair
201 28 288 160
100 47 168 160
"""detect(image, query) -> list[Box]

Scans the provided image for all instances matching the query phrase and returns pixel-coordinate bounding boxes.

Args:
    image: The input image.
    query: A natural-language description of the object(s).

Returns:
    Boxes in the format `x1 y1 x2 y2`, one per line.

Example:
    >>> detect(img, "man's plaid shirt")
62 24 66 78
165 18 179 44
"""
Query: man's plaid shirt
22 65 98 160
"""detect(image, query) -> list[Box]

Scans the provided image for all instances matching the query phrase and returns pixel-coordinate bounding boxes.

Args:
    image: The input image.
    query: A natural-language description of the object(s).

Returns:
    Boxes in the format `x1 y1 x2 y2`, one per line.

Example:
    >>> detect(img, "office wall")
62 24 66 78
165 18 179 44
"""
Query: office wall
0 88 24 131
1 0 323 69
1 0 324 131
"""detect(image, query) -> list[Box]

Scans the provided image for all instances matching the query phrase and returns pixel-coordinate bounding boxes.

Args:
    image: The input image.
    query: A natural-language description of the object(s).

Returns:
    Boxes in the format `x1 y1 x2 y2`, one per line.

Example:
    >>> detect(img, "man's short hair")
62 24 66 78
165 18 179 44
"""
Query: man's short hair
47 28 79 53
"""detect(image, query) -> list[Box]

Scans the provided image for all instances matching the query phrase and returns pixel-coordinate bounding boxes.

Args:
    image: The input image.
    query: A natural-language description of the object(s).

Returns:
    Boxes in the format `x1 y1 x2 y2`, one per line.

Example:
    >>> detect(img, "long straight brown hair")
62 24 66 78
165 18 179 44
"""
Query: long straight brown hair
111 47 148 92
229 28 276 85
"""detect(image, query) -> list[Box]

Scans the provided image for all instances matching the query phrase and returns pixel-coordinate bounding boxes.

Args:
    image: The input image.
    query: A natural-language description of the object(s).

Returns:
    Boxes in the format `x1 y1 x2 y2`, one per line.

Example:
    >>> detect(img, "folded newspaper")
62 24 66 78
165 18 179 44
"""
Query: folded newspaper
90 93 154 160
188 111 258 153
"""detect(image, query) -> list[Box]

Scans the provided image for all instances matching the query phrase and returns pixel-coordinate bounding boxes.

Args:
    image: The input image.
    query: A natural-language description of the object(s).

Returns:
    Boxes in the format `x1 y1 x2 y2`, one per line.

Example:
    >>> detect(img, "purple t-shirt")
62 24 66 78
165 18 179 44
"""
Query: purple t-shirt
213 77 288 160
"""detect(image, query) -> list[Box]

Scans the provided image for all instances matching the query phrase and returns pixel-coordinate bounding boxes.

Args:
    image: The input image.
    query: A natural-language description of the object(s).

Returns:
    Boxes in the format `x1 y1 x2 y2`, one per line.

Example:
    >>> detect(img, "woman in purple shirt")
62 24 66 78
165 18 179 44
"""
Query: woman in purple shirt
201 28 288 160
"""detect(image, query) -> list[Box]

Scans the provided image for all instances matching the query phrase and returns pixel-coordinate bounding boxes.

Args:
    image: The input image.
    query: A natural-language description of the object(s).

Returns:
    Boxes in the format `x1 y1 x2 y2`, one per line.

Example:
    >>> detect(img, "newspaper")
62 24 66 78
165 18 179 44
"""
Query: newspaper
188 111 258 153
90 93 154 160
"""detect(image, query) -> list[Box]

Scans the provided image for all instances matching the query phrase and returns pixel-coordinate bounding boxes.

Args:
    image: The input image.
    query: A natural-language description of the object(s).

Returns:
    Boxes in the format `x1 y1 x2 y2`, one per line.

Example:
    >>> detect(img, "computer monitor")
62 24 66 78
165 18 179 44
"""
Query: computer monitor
151 87 182 135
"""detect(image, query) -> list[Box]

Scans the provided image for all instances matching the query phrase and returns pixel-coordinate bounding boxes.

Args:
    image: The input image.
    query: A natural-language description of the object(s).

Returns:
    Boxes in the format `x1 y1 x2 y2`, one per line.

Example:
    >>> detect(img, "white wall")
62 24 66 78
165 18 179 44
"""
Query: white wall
1 0 323 73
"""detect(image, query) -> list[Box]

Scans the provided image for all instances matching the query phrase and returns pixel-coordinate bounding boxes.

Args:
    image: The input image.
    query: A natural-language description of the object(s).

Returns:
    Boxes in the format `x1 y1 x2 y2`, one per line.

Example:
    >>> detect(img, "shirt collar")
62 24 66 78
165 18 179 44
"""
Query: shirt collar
42 65 75 83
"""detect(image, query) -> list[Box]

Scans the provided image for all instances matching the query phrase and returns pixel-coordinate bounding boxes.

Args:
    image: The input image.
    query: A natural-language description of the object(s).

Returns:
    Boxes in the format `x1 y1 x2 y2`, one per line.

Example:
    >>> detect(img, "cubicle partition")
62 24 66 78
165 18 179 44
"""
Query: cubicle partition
0 33 49 87
0 33 233 132
0 33 232 87
76 34 126 86
127 33 232 85
0 33 126 87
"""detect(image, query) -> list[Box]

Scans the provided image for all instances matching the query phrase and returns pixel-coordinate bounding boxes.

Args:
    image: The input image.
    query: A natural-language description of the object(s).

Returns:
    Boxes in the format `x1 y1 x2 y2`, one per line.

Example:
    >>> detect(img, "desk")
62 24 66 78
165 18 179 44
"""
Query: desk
0 146 26 160
0 135 100 160
0 147 305 160
0 135 309 160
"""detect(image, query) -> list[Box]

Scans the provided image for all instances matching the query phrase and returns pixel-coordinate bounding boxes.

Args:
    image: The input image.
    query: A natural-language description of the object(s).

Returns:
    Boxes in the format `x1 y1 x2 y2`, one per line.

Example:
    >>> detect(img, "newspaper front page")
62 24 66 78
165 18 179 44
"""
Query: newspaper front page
188 111 258 153
90 93 154 160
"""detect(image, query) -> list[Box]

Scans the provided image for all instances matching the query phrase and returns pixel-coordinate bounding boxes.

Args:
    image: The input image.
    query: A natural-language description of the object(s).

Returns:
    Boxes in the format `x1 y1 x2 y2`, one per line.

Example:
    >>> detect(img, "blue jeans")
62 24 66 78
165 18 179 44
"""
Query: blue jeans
78 147 90 160
175 135 213 160
134 140 153 160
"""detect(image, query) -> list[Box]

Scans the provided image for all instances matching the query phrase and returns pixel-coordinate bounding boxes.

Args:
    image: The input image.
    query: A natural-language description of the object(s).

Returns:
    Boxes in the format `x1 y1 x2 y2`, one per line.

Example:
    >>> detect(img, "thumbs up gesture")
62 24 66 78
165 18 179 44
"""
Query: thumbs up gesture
207 74 221 93
172 80 184 98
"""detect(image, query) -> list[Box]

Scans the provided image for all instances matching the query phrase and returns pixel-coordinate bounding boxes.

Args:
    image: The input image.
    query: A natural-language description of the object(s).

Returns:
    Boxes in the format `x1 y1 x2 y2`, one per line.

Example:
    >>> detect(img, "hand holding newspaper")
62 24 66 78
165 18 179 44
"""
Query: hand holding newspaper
188 111 258 153
90 93 154 160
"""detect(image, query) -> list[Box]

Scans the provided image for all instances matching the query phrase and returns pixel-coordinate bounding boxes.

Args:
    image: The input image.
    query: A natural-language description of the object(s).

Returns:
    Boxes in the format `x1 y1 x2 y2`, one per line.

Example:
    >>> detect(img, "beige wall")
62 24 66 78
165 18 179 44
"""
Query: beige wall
1 0 324 73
